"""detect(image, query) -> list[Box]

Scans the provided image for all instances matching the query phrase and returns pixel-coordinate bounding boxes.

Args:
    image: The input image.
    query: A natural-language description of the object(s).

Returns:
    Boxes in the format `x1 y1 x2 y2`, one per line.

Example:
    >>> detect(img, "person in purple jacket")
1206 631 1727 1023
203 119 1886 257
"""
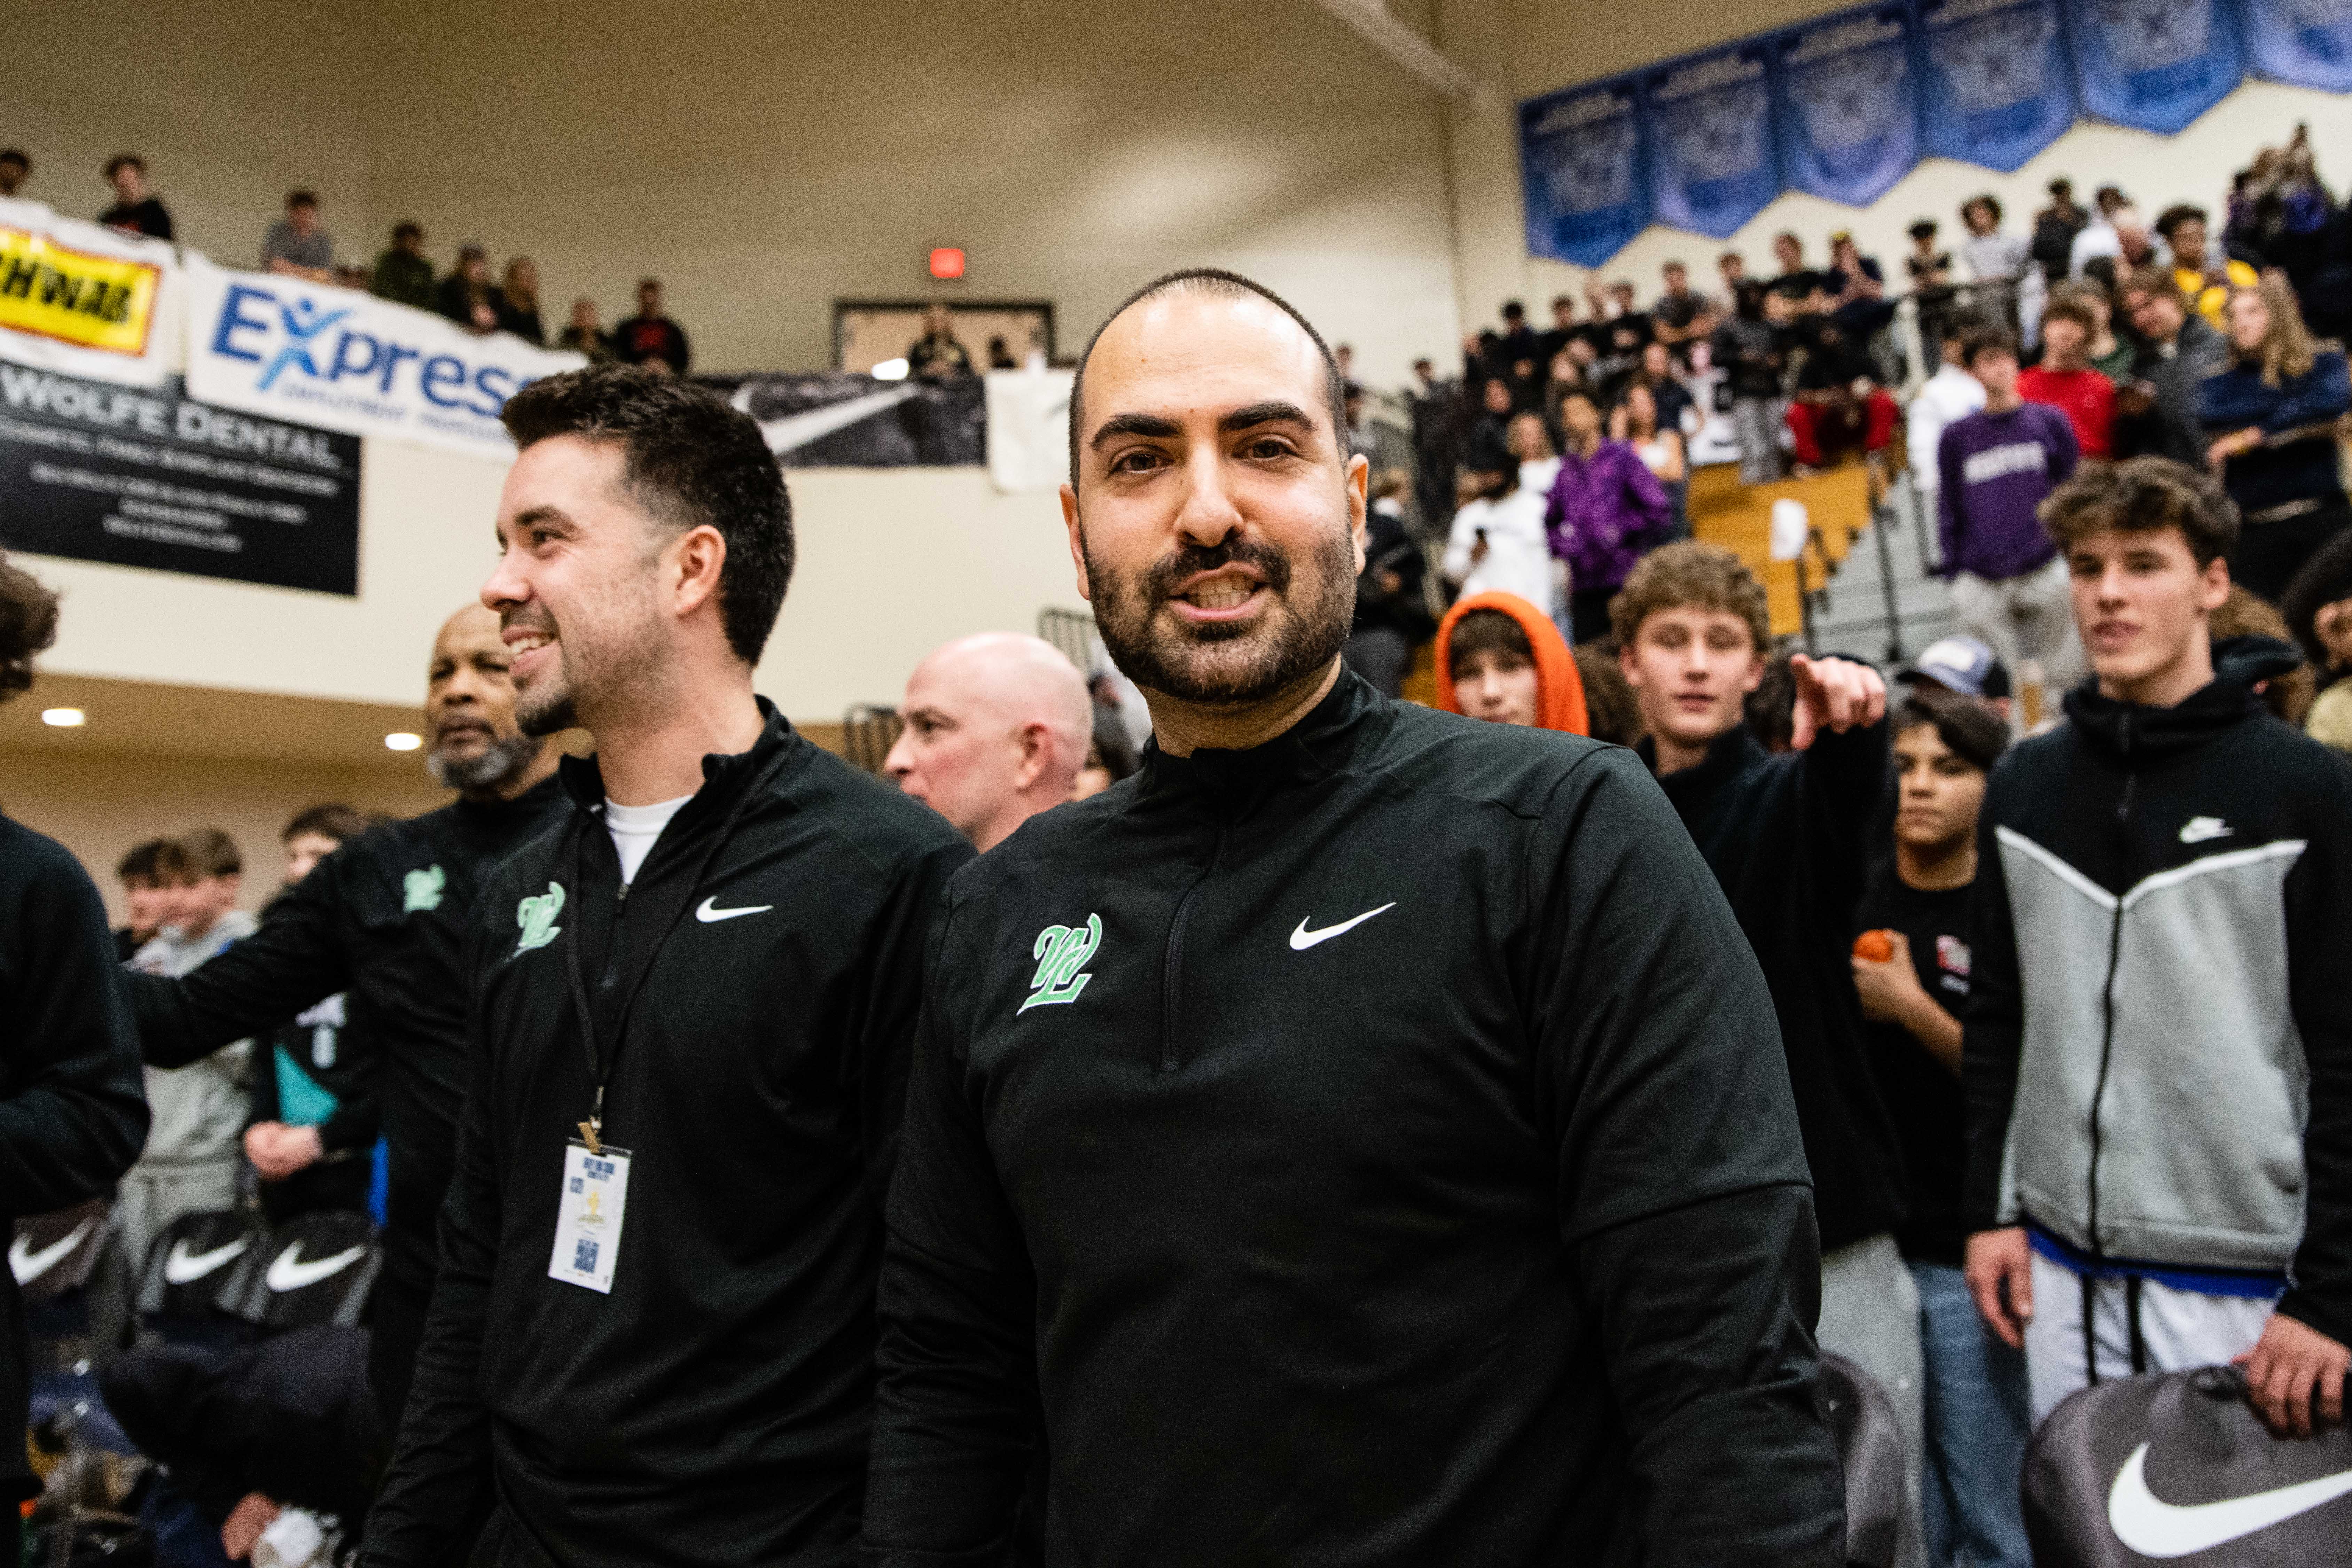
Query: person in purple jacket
1938 325 2087 719
1547 385 1672 639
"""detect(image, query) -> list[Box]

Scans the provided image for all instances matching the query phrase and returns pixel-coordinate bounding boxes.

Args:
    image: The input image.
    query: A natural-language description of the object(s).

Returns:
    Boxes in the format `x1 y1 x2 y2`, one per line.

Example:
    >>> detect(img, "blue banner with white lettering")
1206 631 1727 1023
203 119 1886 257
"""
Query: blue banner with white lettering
1519 77 1650 267
1918 0 2080 170
1773 3 1923 206
2070 0 2247 133
1645 42 1783 239
2242 0 2352 88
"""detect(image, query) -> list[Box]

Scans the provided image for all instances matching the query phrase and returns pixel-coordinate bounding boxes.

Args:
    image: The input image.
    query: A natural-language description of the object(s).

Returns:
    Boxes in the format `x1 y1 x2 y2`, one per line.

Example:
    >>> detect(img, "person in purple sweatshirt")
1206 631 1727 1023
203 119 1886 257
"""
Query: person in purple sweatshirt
1546 385 1673 639
1938 325 2087 717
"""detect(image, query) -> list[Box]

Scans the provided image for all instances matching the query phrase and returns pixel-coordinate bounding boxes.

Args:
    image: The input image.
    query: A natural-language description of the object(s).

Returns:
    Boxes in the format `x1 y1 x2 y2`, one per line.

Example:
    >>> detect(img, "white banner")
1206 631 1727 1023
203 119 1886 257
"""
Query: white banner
182 253 584 458
985 369 1073 493
0 197 180 390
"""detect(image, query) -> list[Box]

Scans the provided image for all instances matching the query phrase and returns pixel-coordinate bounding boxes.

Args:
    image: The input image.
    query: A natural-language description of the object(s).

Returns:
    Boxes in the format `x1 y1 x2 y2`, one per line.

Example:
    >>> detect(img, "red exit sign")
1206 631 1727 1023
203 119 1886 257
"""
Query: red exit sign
929 247 966 280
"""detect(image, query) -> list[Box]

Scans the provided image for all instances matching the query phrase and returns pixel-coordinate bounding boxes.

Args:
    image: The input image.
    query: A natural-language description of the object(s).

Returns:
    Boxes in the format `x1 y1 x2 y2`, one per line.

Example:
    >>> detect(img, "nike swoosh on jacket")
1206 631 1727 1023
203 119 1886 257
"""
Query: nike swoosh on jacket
867 673 1843 1566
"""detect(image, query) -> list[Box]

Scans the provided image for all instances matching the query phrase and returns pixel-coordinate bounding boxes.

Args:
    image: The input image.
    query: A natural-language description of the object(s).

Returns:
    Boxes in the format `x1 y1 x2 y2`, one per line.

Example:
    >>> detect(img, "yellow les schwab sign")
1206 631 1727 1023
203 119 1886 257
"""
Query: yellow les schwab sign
0 225 163 357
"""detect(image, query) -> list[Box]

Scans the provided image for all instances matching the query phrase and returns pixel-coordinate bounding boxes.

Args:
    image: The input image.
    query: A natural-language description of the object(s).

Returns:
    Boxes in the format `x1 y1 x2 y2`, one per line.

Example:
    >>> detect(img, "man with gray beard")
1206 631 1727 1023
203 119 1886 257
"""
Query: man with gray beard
126 603 565 1422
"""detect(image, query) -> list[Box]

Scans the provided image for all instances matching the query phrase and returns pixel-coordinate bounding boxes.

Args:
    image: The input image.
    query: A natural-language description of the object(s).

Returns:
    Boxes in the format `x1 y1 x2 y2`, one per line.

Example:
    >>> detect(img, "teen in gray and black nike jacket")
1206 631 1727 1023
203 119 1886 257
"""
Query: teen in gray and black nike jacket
124 606 565 1423
865 270 1844 1567
1964 460 2352 1435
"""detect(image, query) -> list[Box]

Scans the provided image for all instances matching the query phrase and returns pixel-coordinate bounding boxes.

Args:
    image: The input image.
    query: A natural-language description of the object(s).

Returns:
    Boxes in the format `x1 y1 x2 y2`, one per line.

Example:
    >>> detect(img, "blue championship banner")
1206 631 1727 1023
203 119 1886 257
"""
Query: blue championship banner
1774 3 1925 208
1645 42 1783 240
1519 77 1651 267
1920 0 2080 170
2070 0 2247 133
2242 0 2352 89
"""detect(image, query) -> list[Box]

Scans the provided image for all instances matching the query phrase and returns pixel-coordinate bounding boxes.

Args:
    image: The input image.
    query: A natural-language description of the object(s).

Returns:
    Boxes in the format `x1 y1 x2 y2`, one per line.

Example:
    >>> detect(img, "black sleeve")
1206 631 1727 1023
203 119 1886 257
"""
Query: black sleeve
1961 778 2025 1234
2278 759 2352 1344
128 855 354 1068
0 838 151 1214
314 1010 381 1157
1798 712 1892 918
846 838 973 1210
358 920 502 1567
1532 751 1844 1563
864 905 1042 1567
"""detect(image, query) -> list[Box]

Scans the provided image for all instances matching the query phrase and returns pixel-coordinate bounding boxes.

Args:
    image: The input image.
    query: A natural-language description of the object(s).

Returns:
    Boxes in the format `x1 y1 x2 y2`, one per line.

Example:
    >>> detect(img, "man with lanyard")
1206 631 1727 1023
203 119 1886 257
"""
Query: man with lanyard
125 603 565 1423
362 367 969 1568
862 270 1843 1565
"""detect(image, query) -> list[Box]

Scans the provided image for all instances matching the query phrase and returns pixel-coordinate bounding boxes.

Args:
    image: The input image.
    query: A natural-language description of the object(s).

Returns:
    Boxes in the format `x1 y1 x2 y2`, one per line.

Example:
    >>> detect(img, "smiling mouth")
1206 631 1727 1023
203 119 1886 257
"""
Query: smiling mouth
1170 569 1264 615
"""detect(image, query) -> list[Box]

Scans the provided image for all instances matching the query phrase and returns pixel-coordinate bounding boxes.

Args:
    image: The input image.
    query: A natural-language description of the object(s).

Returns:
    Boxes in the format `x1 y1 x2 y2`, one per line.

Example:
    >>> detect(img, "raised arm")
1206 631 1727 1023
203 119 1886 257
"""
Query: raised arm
126 849 356 1067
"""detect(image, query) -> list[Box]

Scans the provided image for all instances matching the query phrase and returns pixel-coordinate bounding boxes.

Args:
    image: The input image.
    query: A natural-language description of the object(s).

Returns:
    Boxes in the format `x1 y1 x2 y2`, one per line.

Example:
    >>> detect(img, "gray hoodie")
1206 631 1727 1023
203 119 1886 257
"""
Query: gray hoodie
127 910 256 1169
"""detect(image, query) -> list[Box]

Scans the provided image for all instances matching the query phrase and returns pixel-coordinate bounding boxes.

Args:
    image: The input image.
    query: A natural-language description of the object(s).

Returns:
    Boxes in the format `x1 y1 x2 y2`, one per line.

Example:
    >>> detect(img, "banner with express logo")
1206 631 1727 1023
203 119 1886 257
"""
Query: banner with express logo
182 253 584 458
0 198 178 390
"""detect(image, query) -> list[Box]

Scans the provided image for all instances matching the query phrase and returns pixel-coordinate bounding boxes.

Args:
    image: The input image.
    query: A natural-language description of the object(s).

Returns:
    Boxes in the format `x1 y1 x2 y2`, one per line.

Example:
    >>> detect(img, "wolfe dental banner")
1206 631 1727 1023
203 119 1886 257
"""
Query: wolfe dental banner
0 365 361 595
0 198 176 391
183 254 584 459
1519 77 1651 267
1645 42 1784 240
2241 0 2352 89
2069 0 2247 132
1919 0 2081 170
1775 4 1927 208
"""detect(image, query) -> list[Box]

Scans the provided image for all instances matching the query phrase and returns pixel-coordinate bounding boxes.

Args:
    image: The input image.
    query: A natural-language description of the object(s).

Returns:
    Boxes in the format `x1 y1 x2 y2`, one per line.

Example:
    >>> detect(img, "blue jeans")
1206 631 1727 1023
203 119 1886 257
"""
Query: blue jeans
1910 1260 2032 1568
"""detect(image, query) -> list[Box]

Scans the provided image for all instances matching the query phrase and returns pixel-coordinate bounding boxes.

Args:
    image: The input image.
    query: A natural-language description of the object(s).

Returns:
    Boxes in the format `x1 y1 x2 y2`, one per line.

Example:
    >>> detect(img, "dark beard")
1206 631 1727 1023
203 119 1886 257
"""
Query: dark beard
1083 525 1357 707
515 684 578 738
427 731 542 791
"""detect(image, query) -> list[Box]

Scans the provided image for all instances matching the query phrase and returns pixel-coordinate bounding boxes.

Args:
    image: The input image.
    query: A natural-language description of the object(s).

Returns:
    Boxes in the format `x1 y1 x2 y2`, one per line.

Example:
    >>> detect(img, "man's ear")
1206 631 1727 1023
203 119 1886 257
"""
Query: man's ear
2198 553 2232 613
1741 653 1768 696
1060 484 1092 604
1616 640 1642 689
1346 453 1370 574
670 524 729 619
1010 720 1052 793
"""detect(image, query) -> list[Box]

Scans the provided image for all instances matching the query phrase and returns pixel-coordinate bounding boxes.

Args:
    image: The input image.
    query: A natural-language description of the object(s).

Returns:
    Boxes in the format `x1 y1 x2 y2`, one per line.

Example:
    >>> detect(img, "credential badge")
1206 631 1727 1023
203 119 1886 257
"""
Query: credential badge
1022 914 1101 1013
403 864 446 913
515 881 566 954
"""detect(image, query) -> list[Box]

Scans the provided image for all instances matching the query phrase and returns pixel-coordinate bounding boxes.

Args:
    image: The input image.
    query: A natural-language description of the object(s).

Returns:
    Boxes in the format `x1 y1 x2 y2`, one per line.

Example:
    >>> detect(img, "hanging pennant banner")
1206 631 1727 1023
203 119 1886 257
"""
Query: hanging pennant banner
2241 0 2352 89
1645 42 1783 240
0 198 178 391
2070 0 2247 134
1518 77 1651 268
1918 0 2080 171
1773 3 1924 208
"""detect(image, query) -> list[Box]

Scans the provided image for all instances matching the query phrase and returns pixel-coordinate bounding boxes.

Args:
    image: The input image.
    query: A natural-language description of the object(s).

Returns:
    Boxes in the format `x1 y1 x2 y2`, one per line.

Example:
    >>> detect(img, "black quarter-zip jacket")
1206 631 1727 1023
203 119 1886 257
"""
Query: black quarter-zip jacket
867 673 1844 1567
363 705 971 1568
125 775 570 1279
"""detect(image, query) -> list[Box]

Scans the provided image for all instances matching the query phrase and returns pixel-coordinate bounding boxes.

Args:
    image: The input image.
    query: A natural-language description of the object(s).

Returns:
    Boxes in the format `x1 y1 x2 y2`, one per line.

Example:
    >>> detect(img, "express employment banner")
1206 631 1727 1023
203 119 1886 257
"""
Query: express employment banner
1918 0 2080 170
1645 42 1783 239
0 366 361 594
1775 4 1927 206
1519 77 1651 267
182 254 584 459
2242 0 2352 89
0 199 177 390
2069 0 2246 132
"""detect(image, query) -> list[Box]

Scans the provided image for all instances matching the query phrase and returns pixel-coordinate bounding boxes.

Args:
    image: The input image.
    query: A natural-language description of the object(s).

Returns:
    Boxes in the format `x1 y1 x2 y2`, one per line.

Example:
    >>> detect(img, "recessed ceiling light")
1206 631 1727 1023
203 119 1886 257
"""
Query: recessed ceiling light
385 732 423 751
41 707 86 728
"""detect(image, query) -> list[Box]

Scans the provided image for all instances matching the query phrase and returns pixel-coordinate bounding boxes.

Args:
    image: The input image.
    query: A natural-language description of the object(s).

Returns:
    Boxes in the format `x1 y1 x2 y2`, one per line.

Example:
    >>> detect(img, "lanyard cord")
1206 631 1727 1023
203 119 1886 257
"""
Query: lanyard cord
560 744 787 1150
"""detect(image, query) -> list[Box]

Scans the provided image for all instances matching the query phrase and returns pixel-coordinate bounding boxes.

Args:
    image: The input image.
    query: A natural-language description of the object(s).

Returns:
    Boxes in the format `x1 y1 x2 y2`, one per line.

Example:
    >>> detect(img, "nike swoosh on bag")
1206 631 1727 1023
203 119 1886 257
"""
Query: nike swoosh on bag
1289 903 1397 951
695 896 774 924
265 1242 367 1293
9 1219 93 1285
2107 1441 2352 1557
163 1234 251 1285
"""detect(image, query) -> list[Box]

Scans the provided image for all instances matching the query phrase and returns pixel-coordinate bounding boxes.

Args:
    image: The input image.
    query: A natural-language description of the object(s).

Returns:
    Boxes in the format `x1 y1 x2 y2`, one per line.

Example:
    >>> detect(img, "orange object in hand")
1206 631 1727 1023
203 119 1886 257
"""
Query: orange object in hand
1853 929 1895 963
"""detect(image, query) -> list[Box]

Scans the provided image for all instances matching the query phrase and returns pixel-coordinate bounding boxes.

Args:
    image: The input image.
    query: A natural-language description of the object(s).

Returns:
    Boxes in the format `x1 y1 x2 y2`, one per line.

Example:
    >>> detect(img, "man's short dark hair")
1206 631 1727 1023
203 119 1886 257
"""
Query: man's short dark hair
1447 608 1533 676
501 366 795 666
117 837 172 885
1961 323 2021 368
638 276 661 290
1894 688 2008 773
1066 267 1347 484
0 149 27 172
287 189 318 210
1964 194 2003 225
1909 219 1938 242
2154 203 2206 242
0 551 59 703
1664 259 1687 273
283 802 369 845
1501 299 1525 320
2281 527 2352 672
392 220 422 243
1550 294 1573 311
177 829 242 880
2119 266 2186 309
1939 308 1990 346
2039 457 2240 568
1555 384 1599 414
2041 290 2098 335
103 153 145 178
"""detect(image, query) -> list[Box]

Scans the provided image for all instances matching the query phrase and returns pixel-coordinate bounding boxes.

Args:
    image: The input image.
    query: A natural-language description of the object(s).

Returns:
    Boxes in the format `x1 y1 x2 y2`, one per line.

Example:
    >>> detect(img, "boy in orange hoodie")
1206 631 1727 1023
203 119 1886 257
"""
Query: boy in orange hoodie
1435 590 1589 734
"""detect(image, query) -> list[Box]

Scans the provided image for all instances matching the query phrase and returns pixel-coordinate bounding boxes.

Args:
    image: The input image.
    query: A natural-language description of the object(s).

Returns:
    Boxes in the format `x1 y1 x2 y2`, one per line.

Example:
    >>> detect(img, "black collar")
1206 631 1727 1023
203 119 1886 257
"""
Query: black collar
1641 724 1764 807
1136 668 1390 809
557 697 797 827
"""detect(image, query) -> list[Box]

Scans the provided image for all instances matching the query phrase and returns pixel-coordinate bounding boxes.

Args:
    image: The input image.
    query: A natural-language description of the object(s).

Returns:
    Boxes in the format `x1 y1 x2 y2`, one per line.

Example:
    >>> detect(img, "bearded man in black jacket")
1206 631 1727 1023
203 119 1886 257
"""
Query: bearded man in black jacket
361 367 970 1568
126 602 565 1424
862 270 1843 1567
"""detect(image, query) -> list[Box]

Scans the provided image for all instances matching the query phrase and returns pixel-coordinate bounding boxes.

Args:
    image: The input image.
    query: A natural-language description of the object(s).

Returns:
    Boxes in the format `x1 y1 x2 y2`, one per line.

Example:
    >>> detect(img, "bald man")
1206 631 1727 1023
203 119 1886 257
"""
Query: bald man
124 605 566 1421
884 633 1092 851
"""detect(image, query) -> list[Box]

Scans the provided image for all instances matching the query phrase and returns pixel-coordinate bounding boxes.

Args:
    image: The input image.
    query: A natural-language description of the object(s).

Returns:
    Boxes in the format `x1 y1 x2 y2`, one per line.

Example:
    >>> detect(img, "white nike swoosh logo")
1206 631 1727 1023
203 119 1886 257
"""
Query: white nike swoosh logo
264 1241 367 1293
163 1234 251 1285
1289 902 1397 951
2181 822 2234 843
10 1219 93 1284
695 896 773 924
2108 1441 2352 1557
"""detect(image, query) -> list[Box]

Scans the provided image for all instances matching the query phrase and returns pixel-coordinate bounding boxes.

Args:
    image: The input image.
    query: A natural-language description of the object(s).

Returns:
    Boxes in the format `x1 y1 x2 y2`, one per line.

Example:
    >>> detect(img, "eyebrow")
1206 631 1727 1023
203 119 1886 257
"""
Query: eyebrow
1087 412 1181 451
509 504 571 529
1086 399 1323 453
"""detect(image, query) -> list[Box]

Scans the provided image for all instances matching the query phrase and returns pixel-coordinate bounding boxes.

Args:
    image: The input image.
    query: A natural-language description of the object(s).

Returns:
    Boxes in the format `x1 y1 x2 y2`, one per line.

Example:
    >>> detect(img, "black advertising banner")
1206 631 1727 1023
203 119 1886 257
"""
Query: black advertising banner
0 364 360 594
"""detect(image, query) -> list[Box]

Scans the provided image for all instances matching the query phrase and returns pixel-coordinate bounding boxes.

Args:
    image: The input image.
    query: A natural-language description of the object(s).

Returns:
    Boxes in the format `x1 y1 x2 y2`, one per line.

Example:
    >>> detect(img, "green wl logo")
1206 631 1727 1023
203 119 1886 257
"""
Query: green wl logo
1022 914 1101 1013
403 864 446 914
515 881 566 954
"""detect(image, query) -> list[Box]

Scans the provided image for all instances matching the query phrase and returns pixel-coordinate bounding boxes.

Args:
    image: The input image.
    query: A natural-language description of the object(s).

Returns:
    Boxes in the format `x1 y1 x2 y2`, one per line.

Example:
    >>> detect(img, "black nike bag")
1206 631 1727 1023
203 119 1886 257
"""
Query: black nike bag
2022 1365 2352 1566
